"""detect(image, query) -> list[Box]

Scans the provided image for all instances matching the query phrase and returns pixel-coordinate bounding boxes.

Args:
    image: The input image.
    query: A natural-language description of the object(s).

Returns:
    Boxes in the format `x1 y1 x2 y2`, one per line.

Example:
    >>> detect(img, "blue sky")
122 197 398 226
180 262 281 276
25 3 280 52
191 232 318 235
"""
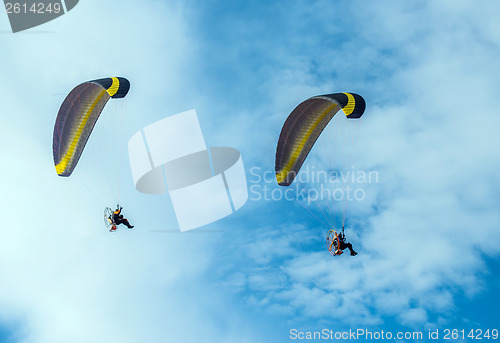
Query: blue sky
1 0 500 342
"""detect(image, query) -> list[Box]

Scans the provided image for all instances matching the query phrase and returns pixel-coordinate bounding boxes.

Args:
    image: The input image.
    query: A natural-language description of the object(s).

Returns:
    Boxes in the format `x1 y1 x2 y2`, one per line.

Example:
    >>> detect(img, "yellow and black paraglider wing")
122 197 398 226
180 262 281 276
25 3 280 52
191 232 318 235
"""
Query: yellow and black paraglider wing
275 92 365 186
53 77 130 177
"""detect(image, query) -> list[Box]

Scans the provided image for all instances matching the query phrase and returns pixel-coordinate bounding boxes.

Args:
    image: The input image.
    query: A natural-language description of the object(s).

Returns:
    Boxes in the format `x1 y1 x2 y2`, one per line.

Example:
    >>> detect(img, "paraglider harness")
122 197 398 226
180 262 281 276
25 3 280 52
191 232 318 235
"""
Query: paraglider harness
326 226 357 256
105 205 134 231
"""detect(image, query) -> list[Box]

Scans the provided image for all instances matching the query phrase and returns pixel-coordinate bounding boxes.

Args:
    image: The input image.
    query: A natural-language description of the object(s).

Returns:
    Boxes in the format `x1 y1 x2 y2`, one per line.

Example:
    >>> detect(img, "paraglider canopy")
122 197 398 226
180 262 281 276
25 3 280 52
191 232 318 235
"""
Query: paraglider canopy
275 92 365 186
53 77 130 177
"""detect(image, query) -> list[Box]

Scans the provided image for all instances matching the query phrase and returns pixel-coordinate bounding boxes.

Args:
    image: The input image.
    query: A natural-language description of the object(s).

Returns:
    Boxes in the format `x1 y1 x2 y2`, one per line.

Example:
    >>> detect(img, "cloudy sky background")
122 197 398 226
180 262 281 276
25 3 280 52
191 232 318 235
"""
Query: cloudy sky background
1 0 499 342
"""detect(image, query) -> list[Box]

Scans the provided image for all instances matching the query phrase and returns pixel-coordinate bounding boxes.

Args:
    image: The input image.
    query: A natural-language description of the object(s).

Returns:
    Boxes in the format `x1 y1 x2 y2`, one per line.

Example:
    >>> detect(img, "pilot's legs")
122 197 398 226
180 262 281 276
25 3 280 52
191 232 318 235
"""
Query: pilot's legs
340 241 357 256
116 218 133 228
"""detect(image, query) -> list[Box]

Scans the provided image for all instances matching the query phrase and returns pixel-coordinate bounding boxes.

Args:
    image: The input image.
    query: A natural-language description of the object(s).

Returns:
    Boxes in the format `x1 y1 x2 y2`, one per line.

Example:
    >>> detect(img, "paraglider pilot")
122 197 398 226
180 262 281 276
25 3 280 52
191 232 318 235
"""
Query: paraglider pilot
113 205 134 229
338 227 357 256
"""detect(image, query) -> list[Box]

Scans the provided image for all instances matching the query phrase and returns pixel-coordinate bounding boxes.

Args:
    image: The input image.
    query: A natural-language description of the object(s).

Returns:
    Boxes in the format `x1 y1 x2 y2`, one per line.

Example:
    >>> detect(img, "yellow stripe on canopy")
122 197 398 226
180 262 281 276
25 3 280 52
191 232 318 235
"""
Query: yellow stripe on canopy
55 89 107 175
276 103 337 184
342 92 356 116
106 77 120 97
